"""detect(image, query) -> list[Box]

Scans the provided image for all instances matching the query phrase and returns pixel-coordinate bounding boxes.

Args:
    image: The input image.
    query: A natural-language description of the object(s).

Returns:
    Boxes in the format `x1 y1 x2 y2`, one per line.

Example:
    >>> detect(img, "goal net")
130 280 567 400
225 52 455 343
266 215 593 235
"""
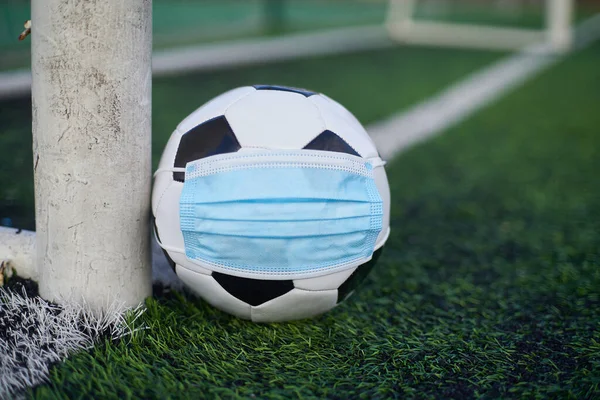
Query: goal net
385 0 574 52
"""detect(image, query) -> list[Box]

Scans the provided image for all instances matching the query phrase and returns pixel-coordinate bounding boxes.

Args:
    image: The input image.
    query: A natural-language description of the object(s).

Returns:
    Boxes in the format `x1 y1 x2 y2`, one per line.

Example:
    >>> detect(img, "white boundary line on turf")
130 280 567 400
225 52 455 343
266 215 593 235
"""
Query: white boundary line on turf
153 25 393 76
0 69 31 100
0 287 146 398
369 13 600 161
0 25 393 100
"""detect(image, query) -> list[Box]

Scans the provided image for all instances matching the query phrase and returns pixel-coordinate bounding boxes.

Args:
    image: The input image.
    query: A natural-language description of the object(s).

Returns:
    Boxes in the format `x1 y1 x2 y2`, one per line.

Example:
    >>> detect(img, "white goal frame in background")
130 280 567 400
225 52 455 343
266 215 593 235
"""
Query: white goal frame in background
386 0 574 52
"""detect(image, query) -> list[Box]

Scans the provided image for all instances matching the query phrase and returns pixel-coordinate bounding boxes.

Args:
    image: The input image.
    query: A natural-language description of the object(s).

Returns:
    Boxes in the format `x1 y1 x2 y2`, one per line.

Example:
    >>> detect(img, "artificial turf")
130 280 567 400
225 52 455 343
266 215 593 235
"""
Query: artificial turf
15 40 599 398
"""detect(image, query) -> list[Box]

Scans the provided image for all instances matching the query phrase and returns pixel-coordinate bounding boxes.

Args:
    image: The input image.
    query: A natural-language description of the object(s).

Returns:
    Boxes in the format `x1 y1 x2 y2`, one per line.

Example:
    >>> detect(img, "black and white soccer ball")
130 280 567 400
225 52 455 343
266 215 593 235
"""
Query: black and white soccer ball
152 85 390 322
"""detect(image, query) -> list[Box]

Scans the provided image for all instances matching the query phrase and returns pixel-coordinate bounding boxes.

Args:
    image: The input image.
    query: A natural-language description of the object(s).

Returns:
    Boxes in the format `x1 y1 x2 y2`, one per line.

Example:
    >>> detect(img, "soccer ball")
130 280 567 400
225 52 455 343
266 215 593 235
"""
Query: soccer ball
152 85 390 322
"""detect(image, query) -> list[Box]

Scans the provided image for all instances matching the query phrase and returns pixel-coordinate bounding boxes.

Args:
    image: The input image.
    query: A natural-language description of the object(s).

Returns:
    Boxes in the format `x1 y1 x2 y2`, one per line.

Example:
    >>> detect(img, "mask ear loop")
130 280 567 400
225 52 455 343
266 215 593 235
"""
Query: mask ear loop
367 156 387 168
151 168 192 257
152 220 163 247
153 167 186 178
152 218 187 255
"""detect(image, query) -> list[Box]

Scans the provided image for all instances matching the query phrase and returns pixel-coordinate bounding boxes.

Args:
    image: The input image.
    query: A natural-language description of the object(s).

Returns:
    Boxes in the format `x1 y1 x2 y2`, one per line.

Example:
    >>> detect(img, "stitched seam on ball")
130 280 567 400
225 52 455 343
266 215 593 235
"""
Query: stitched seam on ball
306 94 362 156
155 180 174 218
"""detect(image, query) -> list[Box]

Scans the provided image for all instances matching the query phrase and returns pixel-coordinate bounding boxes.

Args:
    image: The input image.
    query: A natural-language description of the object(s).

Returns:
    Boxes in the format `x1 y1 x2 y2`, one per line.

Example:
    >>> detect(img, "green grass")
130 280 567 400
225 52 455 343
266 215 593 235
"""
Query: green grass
0 45 502 230
20 42 600 398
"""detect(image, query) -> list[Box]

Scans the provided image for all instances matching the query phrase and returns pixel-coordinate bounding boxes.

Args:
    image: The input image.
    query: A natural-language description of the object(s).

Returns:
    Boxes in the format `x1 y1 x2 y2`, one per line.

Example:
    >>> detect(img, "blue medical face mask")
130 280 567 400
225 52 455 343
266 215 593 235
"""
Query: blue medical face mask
179 150 384 279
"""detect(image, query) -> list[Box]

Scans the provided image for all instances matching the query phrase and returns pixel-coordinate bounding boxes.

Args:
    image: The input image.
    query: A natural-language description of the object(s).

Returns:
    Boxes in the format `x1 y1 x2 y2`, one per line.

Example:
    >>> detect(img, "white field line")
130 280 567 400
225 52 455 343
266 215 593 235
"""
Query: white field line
0 288 145 398
369 13 600 160
0 69 32 100
0 25 393 100
153 25 393 76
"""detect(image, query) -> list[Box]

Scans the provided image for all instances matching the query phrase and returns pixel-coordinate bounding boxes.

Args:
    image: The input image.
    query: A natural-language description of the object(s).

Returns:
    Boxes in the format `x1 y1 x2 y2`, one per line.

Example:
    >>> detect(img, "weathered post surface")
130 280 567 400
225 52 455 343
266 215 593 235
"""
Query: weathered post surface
31 0 153 311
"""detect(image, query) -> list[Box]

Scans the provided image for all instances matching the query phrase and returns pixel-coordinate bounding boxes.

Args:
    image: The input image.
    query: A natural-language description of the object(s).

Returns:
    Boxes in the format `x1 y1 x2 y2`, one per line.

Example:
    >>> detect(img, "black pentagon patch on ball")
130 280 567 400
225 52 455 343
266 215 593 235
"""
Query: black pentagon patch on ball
253 84 316 97
173 116 241 182
152 217 176 272
213 272 294 306
337 247 383 303
303 130 360 156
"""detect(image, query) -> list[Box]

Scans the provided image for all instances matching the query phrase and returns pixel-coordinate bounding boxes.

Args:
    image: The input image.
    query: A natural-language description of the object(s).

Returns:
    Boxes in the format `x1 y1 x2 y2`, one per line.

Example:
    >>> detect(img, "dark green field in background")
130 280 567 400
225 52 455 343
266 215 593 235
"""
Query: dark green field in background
2 0 598 71
2 0 388 71
17 41 600 399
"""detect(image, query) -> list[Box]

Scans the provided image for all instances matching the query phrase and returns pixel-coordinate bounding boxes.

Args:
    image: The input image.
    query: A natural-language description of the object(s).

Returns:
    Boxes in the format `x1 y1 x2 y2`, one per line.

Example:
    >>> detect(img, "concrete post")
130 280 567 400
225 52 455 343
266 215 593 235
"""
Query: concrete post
31 0 153 311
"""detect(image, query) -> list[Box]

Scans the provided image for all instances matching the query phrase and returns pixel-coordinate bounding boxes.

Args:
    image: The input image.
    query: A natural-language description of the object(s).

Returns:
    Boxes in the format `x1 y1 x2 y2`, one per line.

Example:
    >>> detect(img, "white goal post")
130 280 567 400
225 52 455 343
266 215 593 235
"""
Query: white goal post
25 0 153 312
385 0 574 52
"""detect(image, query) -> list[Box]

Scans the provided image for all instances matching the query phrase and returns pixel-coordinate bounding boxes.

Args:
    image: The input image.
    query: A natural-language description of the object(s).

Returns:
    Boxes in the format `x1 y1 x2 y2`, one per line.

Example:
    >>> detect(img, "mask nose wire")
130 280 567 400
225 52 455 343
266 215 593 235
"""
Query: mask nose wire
153 156 386 178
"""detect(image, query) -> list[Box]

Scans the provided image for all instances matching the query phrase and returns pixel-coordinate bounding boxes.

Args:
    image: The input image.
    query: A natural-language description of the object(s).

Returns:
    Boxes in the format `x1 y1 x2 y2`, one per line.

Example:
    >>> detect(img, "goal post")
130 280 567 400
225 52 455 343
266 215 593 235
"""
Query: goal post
30 0 153 312
385 0 574 52
547 0 574 51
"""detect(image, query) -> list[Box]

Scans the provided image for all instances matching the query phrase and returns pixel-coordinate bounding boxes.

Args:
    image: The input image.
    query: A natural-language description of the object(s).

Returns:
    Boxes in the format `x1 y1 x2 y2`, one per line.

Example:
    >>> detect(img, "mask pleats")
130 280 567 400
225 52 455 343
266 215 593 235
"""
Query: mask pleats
179 151 383 275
